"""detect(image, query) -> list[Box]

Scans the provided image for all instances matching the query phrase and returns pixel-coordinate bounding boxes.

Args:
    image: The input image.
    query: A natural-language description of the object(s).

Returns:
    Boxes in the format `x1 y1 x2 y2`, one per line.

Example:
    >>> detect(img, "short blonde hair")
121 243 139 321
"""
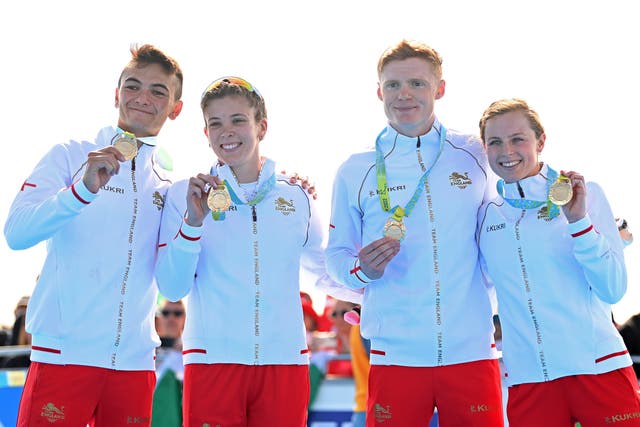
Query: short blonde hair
377 39 443 80
478 98 545 144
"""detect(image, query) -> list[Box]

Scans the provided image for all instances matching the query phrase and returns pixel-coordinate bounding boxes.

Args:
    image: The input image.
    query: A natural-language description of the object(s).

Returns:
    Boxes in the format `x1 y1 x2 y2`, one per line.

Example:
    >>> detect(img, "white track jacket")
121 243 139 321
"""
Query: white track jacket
4 126 171 370
155 158 337 366
477 163 630 386
325 120 500 367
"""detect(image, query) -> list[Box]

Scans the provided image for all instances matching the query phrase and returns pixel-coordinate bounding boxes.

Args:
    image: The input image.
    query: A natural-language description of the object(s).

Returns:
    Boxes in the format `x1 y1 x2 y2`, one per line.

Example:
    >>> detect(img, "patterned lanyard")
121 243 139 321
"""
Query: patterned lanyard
209 164 275 221
226 173 275 206
375 124 446 220
496 166 561 219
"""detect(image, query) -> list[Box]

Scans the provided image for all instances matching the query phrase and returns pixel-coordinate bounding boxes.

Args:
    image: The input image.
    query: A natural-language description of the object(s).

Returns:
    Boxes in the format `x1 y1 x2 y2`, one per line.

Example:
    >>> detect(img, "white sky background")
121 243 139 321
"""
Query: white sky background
1 1 638 326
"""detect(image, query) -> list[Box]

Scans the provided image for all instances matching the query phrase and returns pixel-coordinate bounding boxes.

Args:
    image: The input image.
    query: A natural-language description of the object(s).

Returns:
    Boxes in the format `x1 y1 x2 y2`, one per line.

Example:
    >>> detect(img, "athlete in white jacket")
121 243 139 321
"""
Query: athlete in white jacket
4 44 183 427
325 40 504 427
477 98 640 427
155 76 334 427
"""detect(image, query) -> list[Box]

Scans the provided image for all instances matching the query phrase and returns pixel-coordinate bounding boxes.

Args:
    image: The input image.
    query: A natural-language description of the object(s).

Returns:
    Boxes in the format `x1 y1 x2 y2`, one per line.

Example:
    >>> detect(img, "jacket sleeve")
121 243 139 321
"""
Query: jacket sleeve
155 182 201 301
300 189 363 304
567 182 627 304
324 163 376 291
4 144 98 250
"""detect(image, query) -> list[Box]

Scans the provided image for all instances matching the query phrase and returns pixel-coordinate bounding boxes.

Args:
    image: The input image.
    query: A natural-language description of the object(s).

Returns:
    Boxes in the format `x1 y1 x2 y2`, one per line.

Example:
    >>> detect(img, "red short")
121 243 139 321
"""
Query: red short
507 366 640 427
367 359 504 427
183 363 309 427
17 362 155 427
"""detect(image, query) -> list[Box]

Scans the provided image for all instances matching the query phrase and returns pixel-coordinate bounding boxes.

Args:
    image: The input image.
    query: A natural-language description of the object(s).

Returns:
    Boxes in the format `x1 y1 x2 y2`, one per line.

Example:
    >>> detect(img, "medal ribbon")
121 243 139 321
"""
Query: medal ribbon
376 124 447 220
209 164 276 221
496 166 562 219
226 173 275 206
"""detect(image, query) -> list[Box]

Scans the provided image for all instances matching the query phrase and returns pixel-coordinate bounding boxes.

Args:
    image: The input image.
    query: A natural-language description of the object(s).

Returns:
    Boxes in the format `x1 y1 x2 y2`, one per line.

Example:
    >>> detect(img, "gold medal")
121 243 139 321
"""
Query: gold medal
114 132 138 161
548 175 573 206
207 184 232 212
383 217 406 241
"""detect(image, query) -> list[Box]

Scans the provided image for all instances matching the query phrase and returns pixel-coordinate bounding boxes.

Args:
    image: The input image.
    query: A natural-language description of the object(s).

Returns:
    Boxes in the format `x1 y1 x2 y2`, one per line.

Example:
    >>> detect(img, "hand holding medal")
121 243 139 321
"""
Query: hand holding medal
555 170 586 223
185 173 228 226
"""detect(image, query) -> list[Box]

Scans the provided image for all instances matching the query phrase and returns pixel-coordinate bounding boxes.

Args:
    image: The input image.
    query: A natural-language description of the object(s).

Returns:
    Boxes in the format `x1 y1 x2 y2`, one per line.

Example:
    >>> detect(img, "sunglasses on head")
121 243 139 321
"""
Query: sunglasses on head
201 76 263 101
161 309 185 318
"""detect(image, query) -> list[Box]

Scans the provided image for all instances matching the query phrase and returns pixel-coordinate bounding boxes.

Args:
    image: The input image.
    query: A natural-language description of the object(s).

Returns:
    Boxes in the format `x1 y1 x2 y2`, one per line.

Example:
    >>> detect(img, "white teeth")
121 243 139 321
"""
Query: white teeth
221 143 240 150
502 160 519 167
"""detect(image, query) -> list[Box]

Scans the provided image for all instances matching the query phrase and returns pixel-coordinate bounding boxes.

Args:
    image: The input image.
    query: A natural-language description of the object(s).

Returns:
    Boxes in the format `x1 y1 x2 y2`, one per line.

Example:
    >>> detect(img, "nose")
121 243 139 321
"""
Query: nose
220 124 235 138
398 83 412 100
134 88 152 106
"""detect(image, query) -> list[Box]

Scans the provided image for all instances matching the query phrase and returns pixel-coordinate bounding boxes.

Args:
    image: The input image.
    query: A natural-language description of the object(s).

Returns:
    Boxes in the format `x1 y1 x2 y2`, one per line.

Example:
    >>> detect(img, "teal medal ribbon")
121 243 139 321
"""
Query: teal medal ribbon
496 166 562 219
210 164 276 221
375 124 446 239
226 173 275 206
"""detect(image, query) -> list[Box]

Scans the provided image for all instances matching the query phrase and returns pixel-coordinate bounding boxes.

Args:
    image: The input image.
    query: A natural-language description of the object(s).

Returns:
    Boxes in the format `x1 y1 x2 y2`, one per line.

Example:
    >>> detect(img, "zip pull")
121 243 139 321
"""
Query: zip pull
252 205 257 222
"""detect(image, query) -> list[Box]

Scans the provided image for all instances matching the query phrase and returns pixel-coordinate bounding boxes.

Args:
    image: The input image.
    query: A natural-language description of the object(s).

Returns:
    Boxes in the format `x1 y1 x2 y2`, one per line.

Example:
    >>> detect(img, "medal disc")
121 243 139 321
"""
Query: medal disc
114 133 138 161
383 218 406 241
548 177 573 206
207 186 232 212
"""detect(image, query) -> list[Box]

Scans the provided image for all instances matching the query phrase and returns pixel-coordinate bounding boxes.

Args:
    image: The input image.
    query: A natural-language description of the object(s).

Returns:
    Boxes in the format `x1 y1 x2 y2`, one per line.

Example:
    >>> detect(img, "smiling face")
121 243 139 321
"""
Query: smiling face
203 95 267 183
115 63 183 137
483 110 545 183
377 57 445 137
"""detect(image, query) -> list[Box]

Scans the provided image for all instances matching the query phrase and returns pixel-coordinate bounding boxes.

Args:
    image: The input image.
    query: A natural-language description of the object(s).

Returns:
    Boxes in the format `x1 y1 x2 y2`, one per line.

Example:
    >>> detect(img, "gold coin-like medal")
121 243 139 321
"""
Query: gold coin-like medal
548 175 573 206
114 132 138 161
207 185 232 212
383 217 406 241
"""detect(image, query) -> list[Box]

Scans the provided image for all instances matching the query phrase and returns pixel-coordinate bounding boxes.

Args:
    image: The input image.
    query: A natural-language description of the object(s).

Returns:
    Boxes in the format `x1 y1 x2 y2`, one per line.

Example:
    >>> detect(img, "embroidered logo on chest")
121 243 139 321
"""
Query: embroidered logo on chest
152 191 164 211
485 222 506 232
537 206 554 222
368 185 407 198
449 172 472 189
275 197 295 216
100 184 125 194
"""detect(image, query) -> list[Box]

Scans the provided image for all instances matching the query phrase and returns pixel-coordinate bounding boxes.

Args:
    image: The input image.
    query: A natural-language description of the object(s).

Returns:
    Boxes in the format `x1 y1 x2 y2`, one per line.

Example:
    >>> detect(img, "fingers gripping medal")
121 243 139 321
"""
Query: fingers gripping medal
114 131 138 161
383 207 406 241
207 181 232 220
548 174 573 206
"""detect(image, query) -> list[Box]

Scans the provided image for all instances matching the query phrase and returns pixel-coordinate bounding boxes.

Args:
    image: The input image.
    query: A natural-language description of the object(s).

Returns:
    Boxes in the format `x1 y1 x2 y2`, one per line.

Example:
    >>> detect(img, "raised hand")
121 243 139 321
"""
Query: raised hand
185 173 223 227
82 146 126 193
560 170 587 223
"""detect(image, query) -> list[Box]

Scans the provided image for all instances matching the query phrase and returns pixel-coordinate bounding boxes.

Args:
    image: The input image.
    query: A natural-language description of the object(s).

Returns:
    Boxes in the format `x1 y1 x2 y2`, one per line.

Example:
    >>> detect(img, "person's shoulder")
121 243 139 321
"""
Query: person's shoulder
445 127 483 149
53 126 113 154
336 149 376 174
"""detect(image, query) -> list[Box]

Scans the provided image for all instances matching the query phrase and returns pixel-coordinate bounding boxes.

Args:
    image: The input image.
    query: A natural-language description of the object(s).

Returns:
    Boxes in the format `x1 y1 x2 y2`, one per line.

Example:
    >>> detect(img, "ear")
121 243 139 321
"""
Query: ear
435 80 446 100
168 100 183 121
377 84 383 101
537 133 546 154
203 126 209 137
114 88 120 108
258 118 268 141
